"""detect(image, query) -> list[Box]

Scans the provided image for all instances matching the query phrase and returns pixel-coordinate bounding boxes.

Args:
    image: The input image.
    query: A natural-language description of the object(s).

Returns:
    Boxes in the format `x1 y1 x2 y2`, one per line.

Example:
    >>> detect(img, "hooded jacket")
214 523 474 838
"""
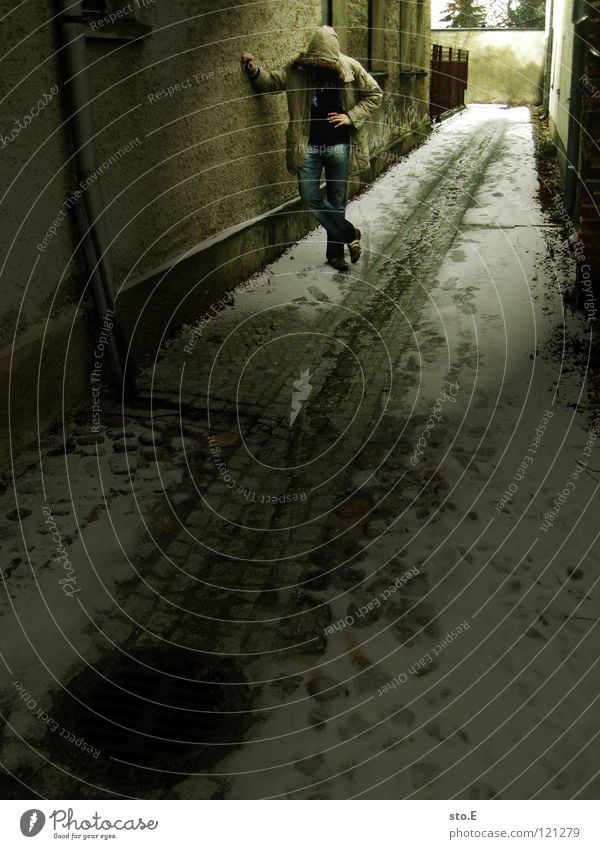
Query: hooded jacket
248 27 383 177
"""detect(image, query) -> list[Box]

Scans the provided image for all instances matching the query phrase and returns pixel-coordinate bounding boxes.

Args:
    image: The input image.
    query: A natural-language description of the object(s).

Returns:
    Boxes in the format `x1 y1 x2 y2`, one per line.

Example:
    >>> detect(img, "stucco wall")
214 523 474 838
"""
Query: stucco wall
0 3 81 349
431 28 547 105
0 2 325 349
85 1 328 288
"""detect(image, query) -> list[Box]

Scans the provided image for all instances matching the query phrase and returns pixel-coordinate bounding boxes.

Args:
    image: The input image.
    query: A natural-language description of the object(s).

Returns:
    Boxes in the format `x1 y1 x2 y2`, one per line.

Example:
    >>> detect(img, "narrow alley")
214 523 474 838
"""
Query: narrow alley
1 105 598 801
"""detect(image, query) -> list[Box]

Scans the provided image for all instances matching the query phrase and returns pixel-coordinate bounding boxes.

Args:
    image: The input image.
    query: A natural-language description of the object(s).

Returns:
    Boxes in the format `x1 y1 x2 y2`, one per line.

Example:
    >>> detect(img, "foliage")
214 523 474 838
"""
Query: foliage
502 0 546 28
440 0 488 27
440 0 547 28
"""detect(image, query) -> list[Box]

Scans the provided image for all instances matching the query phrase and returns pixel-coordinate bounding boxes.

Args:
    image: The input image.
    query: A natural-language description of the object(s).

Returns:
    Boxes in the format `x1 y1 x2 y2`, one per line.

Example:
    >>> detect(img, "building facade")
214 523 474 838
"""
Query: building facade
547 0 600 299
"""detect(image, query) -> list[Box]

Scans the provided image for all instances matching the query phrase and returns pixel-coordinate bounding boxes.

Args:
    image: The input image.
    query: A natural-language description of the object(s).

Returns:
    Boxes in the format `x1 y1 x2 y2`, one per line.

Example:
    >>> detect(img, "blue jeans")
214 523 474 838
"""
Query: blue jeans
297 143 356 260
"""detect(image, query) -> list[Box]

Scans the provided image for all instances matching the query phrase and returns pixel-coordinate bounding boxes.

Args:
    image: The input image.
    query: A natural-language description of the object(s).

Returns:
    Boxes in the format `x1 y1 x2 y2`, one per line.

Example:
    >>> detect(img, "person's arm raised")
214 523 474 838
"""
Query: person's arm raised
240 51 287 92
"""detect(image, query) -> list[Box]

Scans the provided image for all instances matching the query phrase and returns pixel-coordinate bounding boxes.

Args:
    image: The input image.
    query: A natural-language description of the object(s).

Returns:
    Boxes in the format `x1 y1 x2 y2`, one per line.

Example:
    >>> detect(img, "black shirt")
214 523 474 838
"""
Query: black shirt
308 75 350 147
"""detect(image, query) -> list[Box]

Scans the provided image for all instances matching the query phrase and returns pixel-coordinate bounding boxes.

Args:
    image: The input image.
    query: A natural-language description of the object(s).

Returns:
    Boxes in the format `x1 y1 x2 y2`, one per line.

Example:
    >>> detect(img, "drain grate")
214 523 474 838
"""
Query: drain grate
53 650 254 782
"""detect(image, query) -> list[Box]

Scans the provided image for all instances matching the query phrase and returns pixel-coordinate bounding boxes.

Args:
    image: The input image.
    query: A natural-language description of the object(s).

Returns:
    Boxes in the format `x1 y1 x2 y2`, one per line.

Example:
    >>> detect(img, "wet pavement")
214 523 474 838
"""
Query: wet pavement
1 106 598 800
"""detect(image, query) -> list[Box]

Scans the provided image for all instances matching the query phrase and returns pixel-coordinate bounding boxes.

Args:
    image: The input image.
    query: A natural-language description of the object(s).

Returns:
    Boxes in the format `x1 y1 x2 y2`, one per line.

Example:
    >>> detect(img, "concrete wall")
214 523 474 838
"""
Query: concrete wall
0 2 88 469
431 28 547 105
0 0 431 463
86 2 327 285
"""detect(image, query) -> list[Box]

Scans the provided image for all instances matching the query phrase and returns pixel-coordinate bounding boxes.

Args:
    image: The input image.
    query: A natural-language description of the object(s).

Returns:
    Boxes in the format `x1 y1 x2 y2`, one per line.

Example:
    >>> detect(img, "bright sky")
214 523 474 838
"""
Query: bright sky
431 0 448 28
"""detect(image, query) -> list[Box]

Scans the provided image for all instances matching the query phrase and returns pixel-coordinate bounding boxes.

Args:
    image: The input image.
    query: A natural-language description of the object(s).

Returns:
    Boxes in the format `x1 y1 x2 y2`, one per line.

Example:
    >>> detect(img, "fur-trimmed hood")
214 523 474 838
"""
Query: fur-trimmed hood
293 26 354 83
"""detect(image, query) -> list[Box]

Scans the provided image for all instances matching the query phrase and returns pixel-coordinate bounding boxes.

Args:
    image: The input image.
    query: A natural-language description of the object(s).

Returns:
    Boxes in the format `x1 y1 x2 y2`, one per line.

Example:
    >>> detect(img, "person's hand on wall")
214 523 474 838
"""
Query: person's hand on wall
327 112 352 128
241 51 257 74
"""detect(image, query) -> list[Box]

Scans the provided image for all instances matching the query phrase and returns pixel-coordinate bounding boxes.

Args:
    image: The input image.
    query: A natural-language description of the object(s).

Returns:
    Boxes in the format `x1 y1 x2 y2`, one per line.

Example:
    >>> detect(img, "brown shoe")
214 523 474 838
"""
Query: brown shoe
327 256 349 272
349 228 362 264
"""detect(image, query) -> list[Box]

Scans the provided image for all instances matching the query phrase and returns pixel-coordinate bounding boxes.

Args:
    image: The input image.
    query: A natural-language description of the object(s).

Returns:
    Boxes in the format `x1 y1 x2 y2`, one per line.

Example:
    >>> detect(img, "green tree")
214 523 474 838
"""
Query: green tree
440 0 488 27
504 0 546 28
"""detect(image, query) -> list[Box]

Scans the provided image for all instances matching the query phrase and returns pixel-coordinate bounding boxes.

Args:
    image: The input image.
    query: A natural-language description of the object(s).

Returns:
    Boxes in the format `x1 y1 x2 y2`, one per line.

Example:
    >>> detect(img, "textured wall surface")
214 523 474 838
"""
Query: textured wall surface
85 1 324 285
0 1 81 346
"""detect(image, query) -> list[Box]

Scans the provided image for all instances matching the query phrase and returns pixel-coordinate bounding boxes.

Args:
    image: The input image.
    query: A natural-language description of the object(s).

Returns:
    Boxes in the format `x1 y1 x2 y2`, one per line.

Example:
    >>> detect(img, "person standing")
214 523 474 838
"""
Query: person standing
241 26 383 271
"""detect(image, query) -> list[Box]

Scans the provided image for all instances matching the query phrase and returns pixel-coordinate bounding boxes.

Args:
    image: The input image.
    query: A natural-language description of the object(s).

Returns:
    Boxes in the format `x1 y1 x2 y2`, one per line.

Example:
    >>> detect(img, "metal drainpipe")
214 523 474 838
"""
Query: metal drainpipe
55 0 137 400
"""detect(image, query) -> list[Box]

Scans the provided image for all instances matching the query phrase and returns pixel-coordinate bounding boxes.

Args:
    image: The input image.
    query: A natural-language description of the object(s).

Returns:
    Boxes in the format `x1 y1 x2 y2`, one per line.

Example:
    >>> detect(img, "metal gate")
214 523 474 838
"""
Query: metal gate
430 45 469 122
